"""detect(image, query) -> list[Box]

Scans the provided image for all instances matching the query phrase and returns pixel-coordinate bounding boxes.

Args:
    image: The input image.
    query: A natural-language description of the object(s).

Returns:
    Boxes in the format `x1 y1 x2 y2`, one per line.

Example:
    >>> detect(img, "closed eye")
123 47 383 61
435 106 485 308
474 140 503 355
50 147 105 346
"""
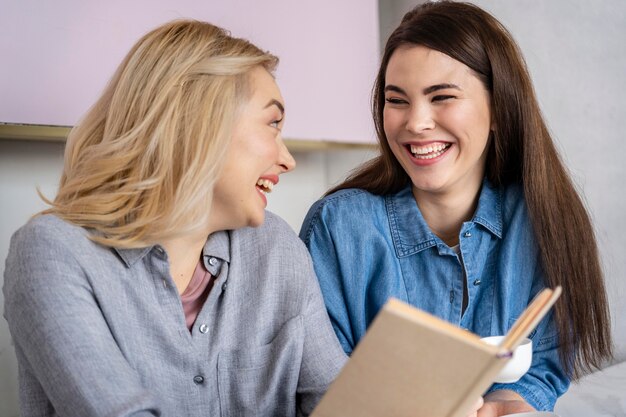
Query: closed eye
385 97 408 105
432 95 456 102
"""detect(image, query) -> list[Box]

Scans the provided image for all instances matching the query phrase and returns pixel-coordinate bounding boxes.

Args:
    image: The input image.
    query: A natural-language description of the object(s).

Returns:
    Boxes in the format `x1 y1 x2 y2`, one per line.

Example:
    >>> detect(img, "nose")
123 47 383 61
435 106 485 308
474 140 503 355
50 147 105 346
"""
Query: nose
405 103 435 135
277 135 296 173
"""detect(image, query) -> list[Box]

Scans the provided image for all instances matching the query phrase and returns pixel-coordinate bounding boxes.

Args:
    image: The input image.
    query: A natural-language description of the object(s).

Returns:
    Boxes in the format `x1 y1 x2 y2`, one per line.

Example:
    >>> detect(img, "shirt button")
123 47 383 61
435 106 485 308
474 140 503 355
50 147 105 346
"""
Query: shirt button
222 282 228 291
464 231 472 238
193 375 205 385
208 257 217 266
473 279 482 286
199 324 209 334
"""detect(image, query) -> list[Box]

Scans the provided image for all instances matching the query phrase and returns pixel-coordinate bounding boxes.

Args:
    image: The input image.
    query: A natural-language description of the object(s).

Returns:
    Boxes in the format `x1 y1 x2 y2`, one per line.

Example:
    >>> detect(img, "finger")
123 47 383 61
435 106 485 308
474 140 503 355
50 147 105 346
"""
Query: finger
466 397 484 417
474 396 484 411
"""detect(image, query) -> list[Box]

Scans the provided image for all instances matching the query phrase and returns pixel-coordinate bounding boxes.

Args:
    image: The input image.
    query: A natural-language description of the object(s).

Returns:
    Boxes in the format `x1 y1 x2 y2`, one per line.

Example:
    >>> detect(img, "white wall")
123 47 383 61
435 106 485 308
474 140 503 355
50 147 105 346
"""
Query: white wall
0 140 64 417
380 0 626 364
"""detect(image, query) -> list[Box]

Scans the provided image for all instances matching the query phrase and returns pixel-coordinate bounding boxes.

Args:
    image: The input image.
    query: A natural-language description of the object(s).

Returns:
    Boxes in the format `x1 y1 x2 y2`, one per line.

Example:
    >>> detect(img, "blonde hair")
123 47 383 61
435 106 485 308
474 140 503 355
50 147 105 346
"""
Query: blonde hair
41 20 278 248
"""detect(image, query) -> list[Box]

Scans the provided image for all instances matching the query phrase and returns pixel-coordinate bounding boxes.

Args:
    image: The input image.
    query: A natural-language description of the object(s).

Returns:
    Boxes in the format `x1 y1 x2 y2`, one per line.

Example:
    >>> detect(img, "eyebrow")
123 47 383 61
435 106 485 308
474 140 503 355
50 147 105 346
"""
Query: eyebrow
265 99 285 116
384 83 462 95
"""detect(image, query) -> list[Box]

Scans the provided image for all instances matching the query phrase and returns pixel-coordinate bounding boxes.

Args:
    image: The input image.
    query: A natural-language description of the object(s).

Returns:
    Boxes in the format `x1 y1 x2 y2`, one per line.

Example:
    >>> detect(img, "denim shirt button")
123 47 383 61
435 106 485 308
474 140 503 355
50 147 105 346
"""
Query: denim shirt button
199 324 209 334
193 375 205 385
473 279 481 286
464 231 472 238
208 257 218 266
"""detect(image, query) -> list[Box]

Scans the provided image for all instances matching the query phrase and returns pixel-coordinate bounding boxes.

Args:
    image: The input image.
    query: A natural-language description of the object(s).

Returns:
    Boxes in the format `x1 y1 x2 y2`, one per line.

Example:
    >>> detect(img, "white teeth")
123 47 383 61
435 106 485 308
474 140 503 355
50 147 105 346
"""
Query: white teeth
256 179 274 193
409 143 450 159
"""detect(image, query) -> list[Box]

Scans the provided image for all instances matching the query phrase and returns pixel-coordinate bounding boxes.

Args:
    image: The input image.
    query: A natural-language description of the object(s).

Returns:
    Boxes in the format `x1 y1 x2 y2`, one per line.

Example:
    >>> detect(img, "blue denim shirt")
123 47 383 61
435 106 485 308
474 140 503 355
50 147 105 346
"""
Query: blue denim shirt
299 180 569 411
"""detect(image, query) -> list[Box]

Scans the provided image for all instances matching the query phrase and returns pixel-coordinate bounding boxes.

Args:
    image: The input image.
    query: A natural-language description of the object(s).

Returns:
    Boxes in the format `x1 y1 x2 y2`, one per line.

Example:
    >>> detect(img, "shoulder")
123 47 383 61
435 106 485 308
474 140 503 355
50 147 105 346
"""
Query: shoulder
4 214 116 285
300 188 385 242
228 212 320 313
499 183 531 227
233 211 310 263
309 188 383 215
496 183 539 253
8 214 91 257
3 214 99 308
501 182 525 207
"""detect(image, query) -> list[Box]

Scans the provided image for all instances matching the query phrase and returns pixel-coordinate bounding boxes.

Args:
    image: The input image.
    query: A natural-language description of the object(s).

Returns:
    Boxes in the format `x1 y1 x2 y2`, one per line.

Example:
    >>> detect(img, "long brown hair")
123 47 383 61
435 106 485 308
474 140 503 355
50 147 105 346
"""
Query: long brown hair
330 1 612 378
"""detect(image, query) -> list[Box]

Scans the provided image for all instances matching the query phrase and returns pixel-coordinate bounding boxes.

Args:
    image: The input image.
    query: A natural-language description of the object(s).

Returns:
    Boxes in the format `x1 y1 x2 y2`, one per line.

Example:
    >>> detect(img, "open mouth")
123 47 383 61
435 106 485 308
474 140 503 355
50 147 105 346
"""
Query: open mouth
256 178 274 194
407 143 452 160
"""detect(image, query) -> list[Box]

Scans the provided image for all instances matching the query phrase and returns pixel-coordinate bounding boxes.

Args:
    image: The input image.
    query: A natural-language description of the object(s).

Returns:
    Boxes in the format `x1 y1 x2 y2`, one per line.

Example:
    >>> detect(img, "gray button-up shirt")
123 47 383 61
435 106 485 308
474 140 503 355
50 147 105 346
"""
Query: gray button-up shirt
3 212 346 417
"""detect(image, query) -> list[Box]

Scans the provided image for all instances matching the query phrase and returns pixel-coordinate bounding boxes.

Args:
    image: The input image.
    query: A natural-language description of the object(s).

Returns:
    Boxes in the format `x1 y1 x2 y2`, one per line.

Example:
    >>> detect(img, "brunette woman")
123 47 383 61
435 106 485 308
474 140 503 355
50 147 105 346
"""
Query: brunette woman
300 2 612 415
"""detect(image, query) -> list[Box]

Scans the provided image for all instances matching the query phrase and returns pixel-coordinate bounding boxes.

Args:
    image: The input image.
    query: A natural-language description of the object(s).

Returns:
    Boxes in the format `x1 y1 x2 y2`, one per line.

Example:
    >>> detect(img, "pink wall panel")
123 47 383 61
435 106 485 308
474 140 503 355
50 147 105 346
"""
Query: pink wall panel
0 0 379 143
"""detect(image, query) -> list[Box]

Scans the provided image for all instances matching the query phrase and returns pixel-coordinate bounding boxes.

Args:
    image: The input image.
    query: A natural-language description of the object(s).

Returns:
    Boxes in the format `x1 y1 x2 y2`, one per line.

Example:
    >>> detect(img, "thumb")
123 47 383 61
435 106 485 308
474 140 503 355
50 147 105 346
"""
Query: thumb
467 397 484 417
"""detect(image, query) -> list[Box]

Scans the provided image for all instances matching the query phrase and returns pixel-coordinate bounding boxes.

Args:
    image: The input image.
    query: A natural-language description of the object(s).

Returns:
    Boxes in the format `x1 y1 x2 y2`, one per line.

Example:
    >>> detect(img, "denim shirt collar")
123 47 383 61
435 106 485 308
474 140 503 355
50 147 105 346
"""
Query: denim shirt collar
386 179 503 258
114 230 231 267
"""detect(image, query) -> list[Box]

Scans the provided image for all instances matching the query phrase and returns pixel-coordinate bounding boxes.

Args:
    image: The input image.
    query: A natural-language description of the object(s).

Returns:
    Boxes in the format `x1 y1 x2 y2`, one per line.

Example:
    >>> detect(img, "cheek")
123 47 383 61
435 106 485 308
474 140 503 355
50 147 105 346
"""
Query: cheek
256 138 279 163
383 109 402 139
244 130 275 154
448 106 491 144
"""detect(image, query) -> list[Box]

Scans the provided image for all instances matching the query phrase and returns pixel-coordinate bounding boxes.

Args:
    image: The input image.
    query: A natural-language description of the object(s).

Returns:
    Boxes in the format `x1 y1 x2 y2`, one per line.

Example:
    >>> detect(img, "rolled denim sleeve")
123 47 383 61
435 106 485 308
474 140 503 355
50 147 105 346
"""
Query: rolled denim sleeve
487 309 570 411
3 222 160 417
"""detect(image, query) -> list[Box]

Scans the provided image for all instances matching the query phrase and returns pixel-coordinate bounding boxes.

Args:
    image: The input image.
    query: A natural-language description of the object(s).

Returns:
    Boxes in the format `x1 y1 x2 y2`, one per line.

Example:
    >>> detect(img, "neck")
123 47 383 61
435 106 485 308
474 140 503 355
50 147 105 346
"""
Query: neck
160 232 208 294
412 182 483 247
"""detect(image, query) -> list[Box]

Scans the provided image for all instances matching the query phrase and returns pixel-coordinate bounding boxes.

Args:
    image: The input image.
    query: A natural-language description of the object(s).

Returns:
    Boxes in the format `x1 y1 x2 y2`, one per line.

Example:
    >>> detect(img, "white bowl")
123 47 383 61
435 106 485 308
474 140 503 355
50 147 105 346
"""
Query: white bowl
481 336 532 383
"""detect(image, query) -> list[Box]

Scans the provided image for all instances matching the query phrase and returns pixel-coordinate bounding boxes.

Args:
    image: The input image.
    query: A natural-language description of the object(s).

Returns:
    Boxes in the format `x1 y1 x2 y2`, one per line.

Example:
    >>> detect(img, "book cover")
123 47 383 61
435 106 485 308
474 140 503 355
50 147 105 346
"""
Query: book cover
312 287 561 417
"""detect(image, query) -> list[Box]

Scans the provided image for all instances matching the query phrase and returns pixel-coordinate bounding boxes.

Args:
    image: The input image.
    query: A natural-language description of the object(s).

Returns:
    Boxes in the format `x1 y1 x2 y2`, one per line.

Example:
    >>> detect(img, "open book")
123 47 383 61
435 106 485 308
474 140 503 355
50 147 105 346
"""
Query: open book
312 286 562 417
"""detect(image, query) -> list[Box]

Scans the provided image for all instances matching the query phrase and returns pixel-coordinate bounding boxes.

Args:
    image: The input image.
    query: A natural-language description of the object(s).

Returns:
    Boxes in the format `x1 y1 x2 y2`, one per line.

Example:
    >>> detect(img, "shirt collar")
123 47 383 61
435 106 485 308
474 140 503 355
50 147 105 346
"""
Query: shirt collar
113 230 231 268
113 246 153 267
386 179 503 258
201 230 231 263
386 186 436 258
472 179 503 239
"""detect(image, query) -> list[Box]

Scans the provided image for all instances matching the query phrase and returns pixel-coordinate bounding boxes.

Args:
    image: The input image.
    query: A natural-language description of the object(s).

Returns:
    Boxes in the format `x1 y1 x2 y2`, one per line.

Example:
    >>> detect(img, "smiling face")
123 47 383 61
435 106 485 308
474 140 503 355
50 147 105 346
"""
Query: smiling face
208 66 295 232
383 45 492 200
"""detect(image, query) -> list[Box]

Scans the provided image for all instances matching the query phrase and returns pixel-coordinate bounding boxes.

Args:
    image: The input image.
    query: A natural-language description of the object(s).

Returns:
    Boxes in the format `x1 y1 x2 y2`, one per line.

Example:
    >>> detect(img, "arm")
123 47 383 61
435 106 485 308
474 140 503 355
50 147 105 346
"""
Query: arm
486 325 569 411
296 286 348 416
486 262 570 411
295 246 348 417
479 390 534 416
299 202 357 355
482 189 571 412
3 224 160 417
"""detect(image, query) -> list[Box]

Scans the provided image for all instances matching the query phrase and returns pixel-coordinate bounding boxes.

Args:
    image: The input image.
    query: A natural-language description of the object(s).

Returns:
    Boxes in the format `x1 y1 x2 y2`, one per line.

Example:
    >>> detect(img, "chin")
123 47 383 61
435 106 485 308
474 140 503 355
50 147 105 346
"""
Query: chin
411 179 447 194
247 211 266 228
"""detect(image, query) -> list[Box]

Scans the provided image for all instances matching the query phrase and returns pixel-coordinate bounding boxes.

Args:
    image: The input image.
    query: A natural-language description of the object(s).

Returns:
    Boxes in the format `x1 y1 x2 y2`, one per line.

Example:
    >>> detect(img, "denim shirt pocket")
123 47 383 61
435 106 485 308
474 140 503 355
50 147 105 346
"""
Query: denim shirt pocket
507 317 558 352
217 315 304 417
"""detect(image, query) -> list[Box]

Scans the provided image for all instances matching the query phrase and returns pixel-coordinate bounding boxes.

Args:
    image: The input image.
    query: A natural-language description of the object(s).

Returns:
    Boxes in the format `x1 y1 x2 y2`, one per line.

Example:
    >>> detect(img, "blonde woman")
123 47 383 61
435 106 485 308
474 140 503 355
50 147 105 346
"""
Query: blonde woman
3 20 347 417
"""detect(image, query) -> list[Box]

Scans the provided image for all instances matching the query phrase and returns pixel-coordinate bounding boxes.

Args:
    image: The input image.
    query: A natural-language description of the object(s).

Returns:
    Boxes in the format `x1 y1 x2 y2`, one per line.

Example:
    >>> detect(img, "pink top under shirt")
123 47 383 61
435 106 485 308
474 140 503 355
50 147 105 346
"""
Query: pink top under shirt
181 258 215 331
